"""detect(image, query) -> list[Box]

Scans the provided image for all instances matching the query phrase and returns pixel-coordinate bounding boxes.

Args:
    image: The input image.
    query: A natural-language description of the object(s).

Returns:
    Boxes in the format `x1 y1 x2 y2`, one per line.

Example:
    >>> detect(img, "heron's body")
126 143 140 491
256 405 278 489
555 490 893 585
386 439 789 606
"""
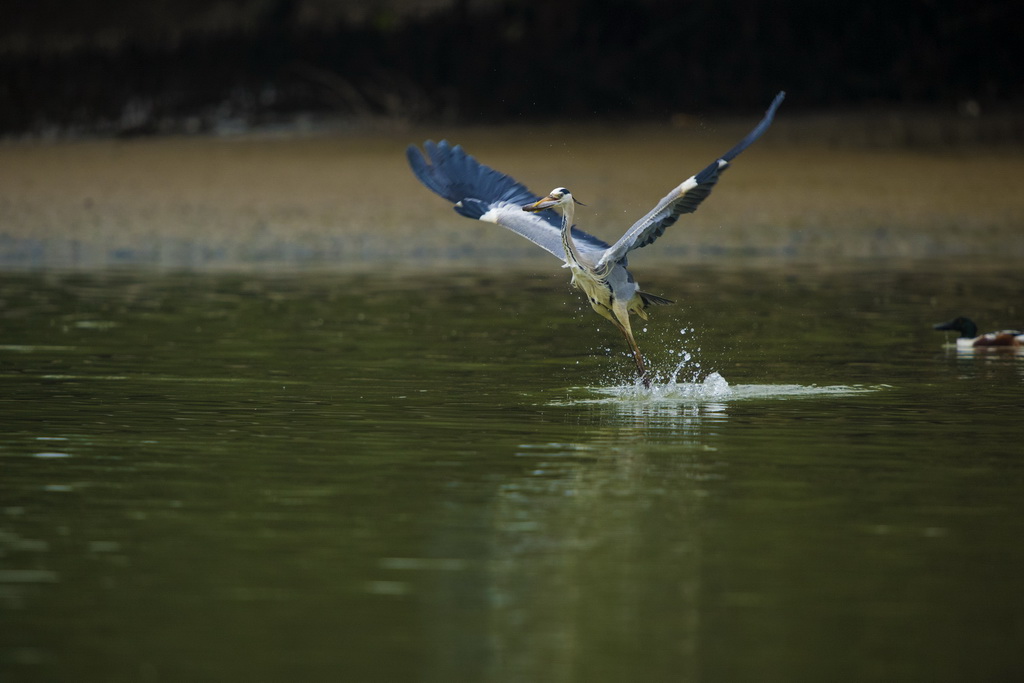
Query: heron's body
526 186 664 381
934 317 1024 349
407 92 785 385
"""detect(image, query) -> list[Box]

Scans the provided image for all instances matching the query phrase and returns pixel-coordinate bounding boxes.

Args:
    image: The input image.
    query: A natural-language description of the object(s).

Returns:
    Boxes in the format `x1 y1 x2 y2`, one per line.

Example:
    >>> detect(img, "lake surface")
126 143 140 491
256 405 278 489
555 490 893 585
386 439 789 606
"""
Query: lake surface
1 261 1022 682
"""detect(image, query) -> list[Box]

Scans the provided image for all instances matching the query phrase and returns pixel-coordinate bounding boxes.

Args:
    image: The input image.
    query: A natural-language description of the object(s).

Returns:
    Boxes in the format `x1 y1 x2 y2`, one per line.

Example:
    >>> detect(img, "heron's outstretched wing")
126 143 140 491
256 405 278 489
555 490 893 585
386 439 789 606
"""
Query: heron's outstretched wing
596 91 785 271
407 140 609 259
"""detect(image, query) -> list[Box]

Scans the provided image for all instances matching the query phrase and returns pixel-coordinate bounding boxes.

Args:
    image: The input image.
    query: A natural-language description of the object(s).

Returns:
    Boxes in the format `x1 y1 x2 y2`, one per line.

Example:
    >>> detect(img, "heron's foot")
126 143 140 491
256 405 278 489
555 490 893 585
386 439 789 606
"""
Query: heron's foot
633 357 650 388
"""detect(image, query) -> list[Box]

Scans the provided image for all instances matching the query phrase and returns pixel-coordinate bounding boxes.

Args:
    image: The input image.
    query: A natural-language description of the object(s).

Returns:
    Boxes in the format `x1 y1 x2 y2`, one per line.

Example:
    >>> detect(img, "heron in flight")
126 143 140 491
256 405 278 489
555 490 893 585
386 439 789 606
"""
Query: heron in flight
407 91 784 386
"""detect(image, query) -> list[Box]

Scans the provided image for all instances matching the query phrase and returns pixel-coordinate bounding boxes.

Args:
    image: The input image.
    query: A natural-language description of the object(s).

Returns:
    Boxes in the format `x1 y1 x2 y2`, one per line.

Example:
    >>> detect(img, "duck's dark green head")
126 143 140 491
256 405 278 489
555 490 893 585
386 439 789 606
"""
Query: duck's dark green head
933 316 978 339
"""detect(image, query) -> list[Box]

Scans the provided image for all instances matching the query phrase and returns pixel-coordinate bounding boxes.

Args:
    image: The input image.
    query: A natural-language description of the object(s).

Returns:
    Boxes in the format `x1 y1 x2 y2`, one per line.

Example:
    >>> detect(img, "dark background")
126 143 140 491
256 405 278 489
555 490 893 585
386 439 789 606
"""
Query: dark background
1 0 1020 138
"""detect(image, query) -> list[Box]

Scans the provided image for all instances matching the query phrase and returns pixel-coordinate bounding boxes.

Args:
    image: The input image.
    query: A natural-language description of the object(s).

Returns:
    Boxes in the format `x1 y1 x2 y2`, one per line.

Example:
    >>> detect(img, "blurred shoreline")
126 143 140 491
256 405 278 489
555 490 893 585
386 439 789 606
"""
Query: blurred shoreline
4 106 1023 149
2 118 1022 271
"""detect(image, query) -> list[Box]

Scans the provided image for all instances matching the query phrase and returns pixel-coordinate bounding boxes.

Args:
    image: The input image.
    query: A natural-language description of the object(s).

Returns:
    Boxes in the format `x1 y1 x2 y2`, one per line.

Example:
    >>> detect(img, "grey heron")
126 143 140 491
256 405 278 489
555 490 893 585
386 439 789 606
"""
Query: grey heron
407 91 784 386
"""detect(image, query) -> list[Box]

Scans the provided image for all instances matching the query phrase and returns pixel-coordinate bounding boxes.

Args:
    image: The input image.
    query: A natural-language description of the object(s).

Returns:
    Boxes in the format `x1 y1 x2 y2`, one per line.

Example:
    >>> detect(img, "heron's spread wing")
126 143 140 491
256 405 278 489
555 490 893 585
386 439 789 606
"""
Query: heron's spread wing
407 140 609 259
407 140 536 209
596 91 785 271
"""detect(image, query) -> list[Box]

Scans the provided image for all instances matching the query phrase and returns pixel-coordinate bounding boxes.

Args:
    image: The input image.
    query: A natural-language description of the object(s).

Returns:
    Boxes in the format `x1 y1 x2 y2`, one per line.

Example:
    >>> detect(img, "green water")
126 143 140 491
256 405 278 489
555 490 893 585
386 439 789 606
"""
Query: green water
1 262 1022 682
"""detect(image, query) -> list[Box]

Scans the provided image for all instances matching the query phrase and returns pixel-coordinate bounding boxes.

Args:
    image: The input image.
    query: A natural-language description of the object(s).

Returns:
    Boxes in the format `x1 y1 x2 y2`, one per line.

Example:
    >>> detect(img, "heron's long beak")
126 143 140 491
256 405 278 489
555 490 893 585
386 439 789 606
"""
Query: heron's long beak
523 197 558 212
522 195 585 213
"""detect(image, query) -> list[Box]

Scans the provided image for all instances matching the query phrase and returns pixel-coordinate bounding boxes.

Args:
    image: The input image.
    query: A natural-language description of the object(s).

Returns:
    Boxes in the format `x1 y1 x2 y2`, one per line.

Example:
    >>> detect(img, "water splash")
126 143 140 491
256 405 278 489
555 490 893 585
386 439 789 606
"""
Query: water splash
657 325 704 384
565 372 880 405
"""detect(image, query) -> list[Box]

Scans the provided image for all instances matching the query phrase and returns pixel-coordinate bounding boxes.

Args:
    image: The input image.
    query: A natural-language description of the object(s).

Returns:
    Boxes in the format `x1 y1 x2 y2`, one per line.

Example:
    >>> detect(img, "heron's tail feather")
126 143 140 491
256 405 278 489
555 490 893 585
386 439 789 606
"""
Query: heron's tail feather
639 291 674 307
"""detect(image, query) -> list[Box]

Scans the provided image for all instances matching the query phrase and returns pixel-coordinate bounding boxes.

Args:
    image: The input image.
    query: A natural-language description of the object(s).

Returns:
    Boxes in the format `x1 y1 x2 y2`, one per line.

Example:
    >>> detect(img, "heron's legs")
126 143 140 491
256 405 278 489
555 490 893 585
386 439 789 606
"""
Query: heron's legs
609 310 650 388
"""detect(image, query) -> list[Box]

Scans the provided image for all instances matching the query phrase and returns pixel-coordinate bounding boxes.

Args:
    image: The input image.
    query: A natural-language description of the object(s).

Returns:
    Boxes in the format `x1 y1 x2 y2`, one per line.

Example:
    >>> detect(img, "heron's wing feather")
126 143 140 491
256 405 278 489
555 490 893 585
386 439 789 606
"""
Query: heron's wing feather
596 91 784 271
467 204 610 259
407 140 609 259
407 139 537 207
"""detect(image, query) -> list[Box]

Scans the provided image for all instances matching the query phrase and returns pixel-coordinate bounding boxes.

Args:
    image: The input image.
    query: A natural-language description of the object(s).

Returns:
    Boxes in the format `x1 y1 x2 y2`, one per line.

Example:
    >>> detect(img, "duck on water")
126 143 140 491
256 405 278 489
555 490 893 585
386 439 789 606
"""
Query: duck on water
934 317 1024 349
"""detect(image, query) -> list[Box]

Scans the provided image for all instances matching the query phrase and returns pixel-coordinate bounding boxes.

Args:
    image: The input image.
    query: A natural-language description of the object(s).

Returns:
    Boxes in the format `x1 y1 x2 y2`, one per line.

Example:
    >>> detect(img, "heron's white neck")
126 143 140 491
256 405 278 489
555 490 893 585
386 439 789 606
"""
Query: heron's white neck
559 200 586 267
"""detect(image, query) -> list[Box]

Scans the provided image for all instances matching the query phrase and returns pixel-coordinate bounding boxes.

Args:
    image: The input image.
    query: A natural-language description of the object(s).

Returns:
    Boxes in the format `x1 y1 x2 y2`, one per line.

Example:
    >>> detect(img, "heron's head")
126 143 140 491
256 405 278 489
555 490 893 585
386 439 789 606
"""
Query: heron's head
523 187 584 213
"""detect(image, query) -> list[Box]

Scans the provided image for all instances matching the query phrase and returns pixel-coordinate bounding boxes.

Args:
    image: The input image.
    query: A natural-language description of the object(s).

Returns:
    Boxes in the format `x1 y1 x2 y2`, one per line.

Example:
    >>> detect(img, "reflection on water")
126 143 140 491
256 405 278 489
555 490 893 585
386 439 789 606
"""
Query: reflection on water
1 262 1022 682
942 344 1024 359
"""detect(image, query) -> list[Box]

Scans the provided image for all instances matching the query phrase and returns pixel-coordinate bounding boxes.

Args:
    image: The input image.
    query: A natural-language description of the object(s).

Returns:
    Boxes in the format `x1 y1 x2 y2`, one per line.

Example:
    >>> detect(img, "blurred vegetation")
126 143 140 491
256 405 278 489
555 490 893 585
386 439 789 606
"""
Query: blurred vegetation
0 0 1020 138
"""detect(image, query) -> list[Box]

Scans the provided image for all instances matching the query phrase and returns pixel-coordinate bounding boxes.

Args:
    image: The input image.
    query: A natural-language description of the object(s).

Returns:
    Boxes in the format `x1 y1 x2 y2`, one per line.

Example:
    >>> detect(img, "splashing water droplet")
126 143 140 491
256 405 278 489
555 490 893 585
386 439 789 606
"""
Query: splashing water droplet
702 372 731 397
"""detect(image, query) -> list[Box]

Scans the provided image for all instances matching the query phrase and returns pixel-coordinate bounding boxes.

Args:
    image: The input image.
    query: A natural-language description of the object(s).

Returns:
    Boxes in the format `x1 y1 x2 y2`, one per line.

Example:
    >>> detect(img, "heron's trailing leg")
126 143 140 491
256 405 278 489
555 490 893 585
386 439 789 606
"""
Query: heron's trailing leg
604 304 650 388
618 322 650 388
